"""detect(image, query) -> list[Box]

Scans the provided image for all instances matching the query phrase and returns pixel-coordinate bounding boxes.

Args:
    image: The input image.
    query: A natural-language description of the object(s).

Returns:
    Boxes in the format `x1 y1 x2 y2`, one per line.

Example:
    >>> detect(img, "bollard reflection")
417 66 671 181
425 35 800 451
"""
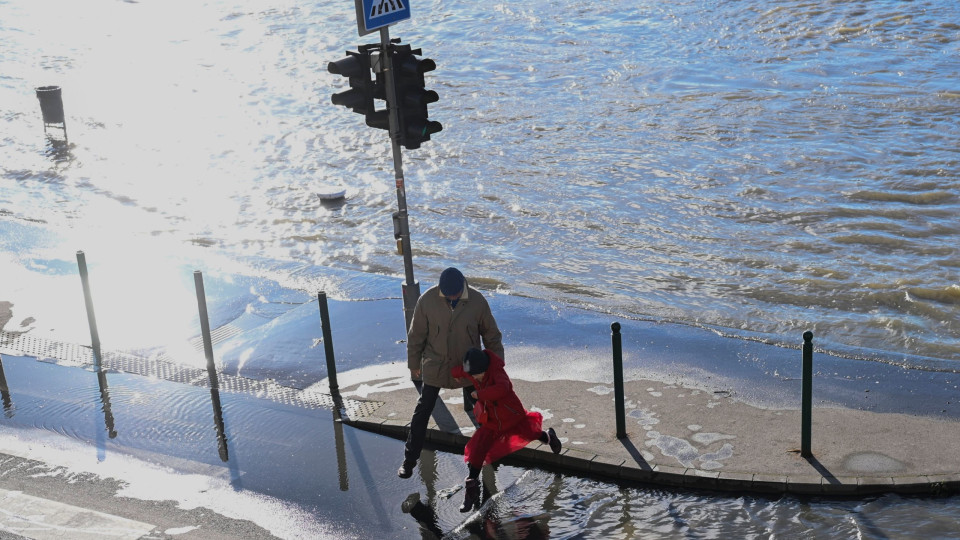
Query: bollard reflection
0 355 13 417
96 368 117 439
331 391 349 491
209 387 229 463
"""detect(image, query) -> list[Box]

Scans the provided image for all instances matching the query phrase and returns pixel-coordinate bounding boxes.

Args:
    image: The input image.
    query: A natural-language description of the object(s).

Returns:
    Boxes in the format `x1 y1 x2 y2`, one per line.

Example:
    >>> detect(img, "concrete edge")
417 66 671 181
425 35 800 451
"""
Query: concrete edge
340 418 960 497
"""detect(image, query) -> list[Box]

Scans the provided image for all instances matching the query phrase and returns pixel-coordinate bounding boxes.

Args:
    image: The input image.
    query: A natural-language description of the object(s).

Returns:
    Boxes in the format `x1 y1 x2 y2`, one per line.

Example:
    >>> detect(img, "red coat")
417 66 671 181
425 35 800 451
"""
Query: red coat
451 350 525 432
452 350 544 467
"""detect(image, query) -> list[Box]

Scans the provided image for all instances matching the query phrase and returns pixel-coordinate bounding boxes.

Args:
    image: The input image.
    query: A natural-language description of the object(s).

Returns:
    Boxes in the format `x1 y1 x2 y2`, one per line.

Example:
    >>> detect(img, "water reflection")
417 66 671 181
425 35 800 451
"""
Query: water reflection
0 355 13 417
400 492 443 539
95 368 117 439
331 392 349 491
210 387 229 463
402 463 556 539
43 135 72 165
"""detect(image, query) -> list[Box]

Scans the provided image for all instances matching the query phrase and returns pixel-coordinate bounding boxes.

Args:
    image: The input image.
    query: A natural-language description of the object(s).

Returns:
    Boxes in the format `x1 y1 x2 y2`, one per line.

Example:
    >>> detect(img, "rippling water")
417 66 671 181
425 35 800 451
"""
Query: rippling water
2 0 960 537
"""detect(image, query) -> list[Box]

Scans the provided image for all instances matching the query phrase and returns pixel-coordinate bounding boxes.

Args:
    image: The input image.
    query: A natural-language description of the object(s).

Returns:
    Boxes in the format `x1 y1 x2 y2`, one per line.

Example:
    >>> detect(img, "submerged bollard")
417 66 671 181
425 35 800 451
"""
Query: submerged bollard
76 251 102 365
193 271 219 389
317 292 339 392
612 322 626 439
801 330 814 458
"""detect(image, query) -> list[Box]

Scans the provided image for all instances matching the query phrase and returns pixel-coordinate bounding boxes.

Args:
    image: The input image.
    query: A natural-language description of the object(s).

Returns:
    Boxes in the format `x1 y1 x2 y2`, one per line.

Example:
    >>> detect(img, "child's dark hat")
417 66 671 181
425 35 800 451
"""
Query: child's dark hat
463 348 489 375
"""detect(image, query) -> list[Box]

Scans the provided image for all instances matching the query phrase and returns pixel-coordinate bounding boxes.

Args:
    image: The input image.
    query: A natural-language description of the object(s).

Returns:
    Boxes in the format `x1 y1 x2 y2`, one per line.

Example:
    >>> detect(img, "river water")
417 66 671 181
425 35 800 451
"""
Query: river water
2 0 960 538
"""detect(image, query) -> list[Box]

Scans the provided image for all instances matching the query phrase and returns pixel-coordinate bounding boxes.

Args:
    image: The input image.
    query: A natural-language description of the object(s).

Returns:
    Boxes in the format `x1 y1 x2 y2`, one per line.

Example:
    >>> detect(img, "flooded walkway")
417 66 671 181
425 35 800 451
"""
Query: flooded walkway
339 376 960 496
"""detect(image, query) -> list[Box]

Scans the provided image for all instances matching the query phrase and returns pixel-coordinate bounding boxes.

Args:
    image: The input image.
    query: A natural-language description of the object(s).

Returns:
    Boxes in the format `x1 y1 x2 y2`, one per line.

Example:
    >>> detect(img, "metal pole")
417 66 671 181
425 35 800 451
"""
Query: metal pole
379 26 421 330
193 271 219 389
801 330 814 458
76 251 102 366
318 292 339 392
612 322 626 439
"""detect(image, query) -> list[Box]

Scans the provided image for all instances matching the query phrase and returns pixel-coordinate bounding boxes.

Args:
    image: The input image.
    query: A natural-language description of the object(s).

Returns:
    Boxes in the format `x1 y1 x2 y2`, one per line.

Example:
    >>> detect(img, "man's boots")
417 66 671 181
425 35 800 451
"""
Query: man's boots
459 478 480 513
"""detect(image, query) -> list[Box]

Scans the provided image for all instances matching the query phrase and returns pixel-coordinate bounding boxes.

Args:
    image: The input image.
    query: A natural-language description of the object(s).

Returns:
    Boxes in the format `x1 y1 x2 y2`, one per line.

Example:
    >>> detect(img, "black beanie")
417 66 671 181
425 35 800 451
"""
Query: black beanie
439 267 465 296
463 348 489 375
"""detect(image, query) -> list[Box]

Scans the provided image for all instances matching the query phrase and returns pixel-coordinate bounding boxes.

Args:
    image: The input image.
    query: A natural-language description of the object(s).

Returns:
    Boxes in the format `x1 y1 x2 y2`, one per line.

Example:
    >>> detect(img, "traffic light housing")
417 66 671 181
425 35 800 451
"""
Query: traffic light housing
328 50 375 115
390 44 442 150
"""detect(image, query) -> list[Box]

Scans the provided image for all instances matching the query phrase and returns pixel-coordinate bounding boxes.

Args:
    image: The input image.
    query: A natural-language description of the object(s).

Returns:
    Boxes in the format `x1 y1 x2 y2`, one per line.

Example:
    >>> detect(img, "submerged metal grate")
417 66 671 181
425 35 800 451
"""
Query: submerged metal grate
0 330 383 418
0 330 94 365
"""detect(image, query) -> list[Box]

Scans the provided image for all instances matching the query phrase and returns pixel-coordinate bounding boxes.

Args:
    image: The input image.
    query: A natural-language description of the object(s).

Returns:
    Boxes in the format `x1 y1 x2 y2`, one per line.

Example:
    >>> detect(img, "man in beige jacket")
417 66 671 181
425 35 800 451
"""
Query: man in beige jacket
398 267 504 478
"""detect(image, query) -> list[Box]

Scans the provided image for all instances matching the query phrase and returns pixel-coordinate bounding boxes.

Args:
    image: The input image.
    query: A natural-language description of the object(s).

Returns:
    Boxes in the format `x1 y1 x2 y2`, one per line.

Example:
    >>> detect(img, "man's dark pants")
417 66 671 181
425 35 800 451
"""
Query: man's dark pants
404 382 476 464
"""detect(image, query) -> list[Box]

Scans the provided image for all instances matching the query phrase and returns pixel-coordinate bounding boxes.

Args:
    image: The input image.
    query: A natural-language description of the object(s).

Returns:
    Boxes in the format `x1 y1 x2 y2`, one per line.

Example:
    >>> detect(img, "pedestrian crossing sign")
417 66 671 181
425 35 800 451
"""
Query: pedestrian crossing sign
356 0 411 36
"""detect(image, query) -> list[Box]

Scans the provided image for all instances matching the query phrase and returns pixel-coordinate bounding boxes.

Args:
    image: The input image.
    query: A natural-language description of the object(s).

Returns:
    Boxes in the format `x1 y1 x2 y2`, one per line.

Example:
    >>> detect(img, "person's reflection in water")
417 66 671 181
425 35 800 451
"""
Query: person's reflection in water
401 491 552 540
401 492 443 539
472 512 551 539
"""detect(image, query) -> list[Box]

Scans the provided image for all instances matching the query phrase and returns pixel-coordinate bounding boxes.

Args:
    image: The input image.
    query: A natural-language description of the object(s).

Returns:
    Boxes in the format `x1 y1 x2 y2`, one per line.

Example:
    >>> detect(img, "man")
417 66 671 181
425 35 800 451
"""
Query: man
398 267 504 479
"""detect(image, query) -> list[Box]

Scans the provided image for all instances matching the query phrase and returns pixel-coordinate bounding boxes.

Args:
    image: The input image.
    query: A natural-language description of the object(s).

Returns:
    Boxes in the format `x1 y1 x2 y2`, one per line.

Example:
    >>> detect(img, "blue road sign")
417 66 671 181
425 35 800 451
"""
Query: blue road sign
356 0 410 36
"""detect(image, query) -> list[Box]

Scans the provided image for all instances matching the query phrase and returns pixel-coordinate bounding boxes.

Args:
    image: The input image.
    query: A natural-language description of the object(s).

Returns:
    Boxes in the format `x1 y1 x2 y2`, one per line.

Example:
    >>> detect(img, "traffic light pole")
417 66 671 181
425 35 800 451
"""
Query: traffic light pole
379 27 420 331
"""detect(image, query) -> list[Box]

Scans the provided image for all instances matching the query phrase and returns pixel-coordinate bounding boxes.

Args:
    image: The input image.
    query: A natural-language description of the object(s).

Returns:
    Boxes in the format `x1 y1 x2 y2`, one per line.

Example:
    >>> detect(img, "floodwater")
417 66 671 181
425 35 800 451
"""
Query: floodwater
2 0 960 538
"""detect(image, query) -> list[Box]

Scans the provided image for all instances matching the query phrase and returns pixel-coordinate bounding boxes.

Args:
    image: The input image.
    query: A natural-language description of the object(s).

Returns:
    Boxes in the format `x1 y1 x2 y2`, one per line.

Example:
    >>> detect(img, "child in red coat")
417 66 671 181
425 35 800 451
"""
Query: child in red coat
451 348 562 512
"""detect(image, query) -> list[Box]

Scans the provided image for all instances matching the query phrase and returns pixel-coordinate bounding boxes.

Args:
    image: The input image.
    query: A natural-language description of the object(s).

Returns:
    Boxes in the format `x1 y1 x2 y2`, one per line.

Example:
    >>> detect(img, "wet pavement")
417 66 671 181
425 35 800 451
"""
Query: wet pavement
340 375 960 496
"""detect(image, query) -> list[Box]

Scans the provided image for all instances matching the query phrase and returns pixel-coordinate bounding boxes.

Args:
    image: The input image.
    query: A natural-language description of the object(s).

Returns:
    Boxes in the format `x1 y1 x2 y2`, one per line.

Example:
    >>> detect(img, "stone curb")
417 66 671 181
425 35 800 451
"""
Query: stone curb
340 417 960 497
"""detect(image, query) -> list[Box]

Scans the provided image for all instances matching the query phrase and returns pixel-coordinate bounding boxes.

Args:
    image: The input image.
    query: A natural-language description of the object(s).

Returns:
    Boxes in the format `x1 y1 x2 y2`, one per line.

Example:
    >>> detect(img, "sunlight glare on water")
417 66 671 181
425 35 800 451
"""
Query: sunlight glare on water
2 1 960 534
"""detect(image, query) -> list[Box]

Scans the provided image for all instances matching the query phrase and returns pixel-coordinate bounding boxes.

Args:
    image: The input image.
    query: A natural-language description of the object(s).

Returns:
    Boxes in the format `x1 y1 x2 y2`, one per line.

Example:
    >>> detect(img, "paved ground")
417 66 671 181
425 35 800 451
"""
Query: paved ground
0 452 280 540
339 376 960 496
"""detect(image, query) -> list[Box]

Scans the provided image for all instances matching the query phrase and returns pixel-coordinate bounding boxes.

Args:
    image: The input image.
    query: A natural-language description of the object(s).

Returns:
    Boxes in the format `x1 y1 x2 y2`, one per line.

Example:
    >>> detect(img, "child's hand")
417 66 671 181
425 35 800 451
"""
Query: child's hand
471 390 478 399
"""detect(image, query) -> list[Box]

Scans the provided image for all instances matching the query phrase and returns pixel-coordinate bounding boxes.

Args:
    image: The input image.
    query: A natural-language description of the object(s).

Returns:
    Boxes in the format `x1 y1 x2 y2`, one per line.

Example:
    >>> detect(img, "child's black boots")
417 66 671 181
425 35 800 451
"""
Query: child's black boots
460 478 480 513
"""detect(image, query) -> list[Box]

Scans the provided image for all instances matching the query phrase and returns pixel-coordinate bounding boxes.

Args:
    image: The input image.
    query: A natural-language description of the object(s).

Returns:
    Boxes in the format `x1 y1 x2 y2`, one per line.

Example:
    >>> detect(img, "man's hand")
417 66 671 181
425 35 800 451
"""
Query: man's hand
410 368 421 379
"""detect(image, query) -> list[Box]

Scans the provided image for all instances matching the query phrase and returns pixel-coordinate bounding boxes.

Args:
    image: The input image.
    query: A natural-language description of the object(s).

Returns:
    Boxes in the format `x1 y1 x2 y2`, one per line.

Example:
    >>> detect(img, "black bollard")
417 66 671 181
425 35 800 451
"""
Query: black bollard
193 271 219 389
317 292 339 392
612 322 626 439
801 330 814 458
76 251 102 366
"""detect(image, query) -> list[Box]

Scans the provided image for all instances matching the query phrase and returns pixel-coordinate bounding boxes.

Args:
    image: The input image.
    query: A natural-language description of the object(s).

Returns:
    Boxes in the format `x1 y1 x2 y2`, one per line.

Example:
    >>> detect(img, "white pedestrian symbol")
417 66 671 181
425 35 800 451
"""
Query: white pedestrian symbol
370 0 405 19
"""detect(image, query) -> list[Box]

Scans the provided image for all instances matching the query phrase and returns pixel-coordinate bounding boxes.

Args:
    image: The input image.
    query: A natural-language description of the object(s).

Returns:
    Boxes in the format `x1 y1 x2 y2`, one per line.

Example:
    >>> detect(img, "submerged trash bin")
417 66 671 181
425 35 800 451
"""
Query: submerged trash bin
35 85 65 125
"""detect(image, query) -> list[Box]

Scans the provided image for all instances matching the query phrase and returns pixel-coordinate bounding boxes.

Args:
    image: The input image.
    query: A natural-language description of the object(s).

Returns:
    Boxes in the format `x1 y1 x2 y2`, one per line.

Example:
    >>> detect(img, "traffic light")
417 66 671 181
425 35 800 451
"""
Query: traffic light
390 44 442 150
328 49 379 120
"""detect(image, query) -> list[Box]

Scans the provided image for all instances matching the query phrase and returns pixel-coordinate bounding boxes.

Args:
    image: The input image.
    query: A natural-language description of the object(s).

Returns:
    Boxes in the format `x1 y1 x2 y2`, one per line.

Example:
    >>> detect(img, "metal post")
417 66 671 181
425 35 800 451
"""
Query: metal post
379 26 421 330
612 322 626 439
801 330 814 458
76 251 102 366
193 271 219 389
318 292 339 392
